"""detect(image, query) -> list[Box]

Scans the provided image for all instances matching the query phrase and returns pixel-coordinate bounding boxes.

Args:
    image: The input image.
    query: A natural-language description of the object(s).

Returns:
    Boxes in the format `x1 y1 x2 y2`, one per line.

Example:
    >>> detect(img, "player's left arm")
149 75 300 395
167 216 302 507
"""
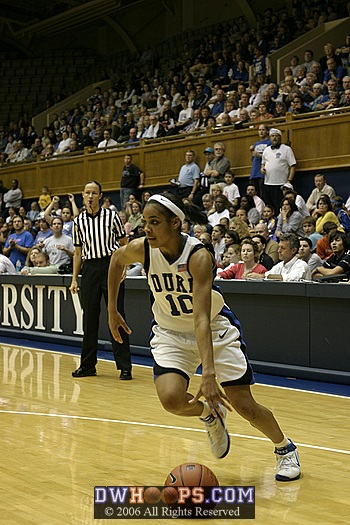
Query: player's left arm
189 248 233 415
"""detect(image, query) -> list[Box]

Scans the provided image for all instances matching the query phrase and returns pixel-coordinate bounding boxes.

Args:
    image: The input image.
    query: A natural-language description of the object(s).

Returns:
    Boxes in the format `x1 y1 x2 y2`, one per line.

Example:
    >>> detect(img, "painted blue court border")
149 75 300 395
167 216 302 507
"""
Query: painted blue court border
1 335 350 398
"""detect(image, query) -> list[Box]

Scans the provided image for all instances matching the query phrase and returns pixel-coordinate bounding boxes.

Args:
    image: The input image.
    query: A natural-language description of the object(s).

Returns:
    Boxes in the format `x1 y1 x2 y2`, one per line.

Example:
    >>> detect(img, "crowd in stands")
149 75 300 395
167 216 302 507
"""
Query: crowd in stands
0 3 349 165
2 129 350 281
0 3 349 279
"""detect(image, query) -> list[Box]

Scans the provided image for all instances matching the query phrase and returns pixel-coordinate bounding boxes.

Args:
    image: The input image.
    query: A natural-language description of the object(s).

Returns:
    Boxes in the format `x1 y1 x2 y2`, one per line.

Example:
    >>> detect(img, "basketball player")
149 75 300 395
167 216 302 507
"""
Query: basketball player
108 192 301 481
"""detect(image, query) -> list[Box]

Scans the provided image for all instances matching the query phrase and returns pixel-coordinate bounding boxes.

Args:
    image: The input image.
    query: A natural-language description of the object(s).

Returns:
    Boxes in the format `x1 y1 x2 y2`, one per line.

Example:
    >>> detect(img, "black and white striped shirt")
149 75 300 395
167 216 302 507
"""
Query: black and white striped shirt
73 208 125 260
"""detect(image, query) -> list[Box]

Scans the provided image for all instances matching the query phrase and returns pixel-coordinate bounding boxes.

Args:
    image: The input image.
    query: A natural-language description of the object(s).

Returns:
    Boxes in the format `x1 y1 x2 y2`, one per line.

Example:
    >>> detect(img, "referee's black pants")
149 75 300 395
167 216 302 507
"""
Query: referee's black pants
80 256 131 371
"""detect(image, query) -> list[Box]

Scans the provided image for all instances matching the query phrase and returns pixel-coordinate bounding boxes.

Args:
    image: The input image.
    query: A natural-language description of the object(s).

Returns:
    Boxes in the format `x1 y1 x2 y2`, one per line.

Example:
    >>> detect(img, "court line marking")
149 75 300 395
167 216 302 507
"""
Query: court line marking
1 409 349 456
2 344 349 400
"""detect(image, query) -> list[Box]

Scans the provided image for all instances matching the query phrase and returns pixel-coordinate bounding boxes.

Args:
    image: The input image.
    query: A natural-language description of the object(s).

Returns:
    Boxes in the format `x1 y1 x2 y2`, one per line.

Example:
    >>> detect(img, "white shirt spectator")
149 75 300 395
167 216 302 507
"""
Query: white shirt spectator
56 137 72 153
97 138 118 150
223 184 240 205
208 209 230 226
306 183 336 211
262 144 297 186
253 195 265 216
265 256 311 281
178 107 194 123
14 146 29 162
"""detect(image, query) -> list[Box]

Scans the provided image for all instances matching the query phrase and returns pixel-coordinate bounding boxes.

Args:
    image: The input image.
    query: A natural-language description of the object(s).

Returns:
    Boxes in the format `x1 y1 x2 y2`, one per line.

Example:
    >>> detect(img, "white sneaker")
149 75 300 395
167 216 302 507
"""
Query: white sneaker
275 440 301 481
200 401 230 459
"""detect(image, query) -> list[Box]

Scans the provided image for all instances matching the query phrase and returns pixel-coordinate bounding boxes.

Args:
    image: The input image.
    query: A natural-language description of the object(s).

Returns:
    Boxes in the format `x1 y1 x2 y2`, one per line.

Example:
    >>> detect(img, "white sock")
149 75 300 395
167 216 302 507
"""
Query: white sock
200 401 211 419
274 436 289 449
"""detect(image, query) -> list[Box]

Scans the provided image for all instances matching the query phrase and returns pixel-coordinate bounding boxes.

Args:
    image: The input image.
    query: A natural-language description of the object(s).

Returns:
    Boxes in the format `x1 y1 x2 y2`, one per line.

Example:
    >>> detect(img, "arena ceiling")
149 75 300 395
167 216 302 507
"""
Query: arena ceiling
0 0 255 56
0 0 148 54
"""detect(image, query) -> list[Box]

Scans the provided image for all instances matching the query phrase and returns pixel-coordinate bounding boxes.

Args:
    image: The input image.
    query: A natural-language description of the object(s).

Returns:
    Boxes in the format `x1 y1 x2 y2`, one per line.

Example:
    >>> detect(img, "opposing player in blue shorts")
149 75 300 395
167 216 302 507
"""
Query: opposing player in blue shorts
108 192 300 481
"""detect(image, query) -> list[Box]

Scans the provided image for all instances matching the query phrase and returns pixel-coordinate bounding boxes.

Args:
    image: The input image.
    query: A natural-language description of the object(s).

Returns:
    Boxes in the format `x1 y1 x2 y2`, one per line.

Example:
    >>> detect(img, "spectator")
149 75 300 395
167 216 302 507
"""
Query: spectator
175 149 200 200
298 237 322 273
3 215 34 269
319 43 343 73
313 231 350 278
306 173 336 212
256 102 274 121
44 196 78 237
211 224 226 263
6 206 17 225
313 231 350 279
218 238 267 279
209 89 226 117
254 233 310 281
102 197 118 212
22 252 59 275
38 185 51 211
249 123 271 197
13 139 29 162
206 142 231 190
254 222 279 264
339 87 350 107
331 196 350 233
260 204 277 238
55 130 71 153
169 97 194 134
3 179 22 216
246 183 265 216
79 127 94 149
301 216 322 251
143 115 165 138
238 195 261 226
128 200 143 232
281 184 309 217
208 195 230 227
261 128 297 214
118 210 133 238
192 147 214 208
202 193 214 217
323 58 346 87
314 194 344 234
35 219 54 245
251 234 274 270
97 129 117 151
42 216 75 269
217 244 241 275
229 217 251 241
120 154 145 210
193 84 209 109
316 221 338 260
335 34 350 68
222 171 240 207
276 197 304 238
301 50 318 74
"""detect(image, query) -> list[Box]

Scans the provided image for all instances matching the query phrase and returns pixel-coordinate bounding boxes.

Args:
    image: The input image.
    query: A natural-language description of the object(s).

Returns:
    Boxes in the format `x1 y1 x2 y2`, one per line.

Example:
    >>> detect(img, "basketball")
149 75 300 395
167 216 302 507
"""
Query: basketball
144 486 162 504
164 463 219 487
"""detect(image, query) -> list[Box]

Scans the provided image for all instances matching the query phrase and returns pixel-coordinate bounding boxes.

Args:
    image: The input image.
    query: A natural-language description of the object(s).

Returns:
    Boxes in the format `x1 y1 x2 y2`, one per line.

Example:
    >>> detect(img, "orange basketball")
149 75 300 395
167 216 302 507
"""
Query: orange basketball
164 463 219 487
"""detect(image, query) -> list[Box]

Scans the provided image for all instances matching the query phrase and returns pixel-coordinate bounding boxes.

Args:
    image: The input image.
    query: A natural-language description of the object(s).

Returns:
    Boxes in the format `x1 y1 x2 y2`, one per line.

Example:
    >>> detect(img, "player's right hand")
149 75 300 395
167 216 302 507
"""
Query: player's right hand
69 280 79 294
108 310 132 343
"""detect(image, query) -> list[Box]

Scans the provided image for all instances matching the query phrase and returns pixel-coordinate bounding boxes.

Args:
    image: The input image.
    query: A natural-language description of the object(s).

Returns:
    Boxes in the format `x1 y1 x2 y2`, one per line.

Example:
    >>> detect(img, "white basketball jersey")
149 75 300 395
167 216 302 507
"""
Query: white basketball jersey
145 234 225 332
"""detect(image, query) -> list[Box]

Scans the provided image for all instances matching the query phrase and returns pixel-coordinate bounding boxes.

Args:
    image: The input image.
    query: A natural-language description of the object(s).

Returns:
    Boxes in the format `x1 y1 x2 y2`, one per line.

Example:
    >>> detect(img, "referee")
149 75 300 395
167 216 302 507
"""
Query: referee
70 180 132 379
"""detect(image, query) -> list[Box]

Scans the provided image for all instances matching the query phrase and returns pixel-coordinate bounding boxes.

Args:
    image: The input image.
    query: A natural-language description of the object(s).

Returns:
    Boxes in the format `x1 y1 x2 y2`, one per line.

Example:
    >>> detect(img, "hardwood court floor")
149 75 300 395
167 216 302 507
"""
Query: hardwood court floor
1 343 349 525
